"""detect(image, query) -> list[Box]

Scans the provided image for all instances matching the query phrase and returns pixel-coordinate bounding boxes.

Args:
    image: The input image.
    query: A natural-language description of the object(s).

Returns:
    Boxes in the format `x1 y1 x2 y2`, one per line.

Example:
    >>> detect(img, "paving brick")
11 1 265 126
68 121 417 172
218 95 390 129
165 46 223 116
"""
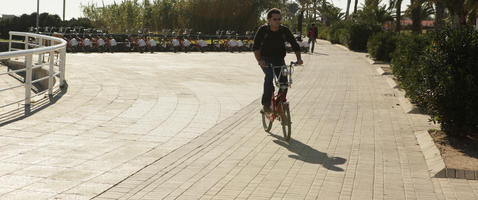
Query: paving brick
3 41 478 199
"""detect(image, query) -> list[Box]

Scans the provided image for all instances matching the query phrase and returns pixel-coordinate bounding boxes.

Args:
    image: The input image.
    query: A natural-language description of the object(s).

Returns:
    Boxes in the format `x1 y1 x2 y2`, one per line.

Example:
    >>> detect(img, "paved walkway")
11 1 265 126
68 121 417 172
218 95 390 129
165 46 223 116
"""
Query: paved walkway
0 41 478 199
94 41 478 200
0 52 273 199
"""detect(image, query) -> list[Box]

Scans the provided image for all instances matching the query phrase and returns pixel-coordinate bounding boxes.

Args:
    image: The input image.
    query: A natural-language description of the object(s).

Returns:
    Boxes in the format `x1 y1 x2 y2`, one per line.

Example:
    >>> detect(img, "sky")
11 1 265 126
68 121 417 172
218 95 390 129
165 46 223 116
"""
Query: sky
0 0 412 20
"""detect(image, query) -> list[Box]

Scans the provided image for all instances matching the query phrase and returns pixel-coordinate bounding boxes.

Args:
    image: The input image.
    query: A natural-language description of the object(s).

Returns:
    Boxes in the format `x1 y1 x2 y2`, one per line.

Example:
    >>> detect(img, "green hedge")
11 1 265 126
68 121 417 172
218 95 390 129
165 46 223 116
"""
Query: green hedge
327 22 345 44
367 31 398 62
391 33 431 111
341 22 381 52
421 27 478 136
318 25 328 40
391 27 478 136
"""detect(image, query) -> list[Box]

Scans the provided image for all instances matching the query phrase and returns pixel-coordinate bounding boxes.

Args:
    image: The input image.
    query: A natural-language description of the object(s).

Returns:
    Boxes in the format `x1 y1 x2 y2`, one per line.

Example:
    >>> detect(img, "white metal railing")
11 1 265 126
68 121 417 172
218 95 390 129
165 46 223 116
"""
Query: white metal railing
0 31 66 110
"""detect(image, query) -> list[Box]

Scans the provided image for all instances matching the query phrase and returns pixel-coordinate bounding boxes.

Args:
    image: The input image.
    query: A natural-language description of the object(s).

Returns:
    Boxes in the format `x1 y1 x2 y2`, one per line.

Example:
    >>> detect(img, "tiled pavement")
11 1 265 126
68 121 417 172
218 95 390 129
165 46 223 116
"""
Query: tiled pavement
0 52 276 199
1 41 478 199
93 41 478 200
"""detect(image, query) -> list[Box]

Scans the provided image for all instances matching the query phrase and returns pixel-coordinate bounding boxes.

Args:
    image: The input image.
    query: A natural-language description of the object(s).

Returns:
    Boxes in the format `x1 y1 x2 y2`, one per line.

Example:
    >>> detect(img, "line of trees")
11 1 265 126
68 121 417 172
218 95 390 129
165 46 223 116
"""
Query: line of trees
374 0 478 33
0 13 93 39
81 0 297 34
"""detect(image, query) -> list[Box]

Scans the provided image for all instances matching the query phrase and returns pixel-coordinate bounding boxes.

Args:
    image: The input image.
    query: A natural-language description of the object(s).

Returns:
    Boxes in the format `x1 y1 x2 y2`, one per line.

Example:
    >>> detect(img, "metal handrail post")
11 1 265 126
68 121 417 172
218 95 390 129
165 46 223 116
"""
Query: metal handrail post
48 52 54 95
8 34 12 52
24 35 29 50
25 54 33 106
60 49 66 87
38 37 43 64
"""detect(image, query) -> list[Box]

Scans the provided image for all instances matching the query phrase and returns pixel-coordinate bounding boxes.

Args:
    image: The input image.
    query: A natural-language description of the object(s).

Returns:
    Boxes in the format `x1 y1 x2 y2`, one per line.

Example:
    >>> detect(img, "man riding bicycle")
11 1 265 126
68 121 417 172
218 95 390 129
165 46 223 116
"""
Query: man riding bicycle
253 8 303 113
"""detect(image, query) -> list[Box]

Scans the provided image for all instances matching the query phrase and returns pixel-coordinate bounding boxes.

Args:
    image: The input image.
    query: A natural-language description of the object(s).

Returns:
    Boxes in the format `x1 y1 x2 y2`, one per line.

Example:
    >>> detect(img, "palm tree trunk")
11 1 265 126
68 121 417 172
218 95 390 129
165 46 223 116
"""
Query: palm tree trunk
448 0 466 27
435 1 445 30
457 1 466 26
395 0 402 32
314 1 317 21
411 0 422 33
346 0 351 19
353 0 358 14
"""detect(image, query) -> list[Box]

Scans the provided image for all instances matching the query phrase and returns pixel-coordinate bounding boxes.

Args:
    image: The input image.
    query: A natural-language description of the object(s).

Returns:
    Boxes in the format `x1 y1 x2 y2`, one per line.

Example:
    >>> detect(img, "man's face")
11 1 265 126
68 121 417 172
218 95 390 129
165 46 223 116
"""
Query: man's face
268 13 281 27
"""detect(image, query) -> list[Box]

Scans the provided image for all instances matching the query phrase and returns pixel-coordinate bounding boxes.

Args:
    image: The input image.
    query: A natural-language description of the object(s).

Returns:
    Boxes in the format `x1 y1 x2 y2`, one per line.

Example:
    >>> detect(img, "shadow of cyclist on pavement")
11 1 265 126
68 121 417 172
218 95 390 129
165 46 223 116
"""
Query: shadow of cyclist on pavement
268 133 346 172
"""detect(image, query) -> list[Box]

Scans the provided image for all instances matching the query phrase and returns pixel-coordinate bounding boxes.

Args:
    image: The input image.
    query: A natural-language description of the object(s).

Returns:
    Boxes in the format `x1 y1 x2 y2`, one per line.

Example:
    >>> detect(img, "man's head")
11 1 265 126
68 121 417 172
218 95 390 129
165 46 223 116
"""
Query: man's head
312 23 316 27
267 8 282 28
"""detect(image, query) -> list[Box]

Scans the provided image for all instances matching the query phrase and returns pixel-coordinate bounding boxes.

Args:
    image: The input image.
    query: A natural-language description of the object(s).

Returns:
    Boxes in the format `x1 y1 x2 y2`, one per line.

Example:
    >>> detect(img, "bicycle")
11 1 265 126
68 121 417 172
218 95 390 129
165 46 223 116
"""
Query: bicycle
261 61 296 141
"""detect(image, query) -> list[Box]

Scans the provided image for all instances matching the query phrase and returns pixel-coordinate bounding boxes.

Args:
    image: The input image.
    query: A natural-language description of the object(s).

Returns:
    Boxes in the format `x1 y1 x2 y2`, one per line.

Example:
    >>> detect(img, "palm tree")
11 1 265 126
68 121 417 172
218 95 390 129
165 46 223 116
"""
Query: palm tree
439 0 477 27
434 0 446 30
346 0 352 19
357 1 393 25
354 0 359 14
464 0 478 26
319 1 344 26
447 0 466 26
389 0 403 32
410 0 422 33
313 0 319 21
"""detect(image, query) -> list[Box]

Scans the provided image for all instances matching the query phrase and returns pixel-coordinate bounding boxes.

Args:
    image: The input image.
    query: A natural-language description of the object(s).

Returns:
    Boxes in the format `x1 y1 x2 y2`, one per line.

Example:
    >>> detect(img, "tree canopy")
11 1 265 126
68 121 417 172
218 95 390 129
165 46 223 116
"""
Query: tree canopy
81 0 287 34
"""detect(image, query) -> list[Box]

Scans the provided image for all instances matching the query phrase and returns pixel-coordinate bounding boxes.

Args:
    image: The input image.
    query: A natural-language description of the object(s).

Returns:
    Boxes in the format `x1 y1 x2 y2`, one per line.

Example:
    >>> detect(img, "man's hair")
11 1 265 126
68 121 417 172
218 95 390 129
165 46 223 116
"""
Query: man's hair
312 23 316 26
267 8 281 19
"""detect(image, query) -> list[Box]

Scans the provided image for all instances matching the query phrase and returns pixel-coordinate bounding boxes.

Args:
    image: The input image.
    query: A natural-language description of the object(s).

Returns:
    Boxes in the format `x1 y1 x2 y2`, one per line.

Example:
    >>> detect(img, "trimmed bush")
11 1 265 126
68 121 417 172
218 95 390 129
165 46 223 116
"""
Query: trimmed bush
327 22 345 44
421 27 478 136
341 22 381 52
391 27 478 137
367 31 398 62
318 25 329 40
391 33 431 110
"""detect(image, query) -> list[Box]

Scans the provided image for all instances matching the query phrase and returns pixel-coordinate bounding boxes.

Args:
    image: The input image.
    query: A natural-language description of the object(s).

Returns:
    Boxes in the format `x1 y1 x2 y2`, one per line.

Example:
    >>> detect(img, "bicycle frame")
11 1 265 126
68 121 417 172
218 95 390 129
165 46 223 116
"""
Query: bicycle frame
271 62 294 90
265 62 296 122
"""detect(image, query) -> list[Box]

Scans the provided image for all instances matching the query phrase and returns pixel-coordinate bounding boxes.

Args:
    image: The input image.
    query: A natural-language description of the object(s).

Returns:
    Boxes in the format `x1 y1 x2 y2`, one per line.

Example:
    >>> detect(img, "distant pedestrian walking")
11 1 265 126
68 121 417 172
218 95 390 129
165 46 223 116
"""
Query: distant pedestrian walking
308 24 318 53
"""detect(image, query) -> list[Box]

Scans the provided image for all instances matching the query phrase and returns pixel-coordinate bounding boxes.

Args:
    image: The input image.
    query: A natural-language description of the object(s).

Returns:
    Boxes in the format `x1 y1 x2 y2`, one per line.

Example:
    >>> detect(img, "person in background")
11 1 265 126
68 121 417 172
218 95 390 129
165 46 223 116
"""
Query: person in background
307 23 318 53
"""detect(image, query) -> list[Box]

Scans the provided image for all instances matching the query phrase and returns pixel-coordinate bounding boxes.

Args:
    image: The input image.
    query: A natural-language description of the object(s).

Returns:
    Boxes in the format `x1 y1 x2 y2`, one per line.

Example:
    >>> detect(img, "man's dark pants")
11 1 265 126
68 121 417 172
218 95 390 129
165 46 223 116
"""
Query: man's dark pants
308 38 316 53
261 57 288 107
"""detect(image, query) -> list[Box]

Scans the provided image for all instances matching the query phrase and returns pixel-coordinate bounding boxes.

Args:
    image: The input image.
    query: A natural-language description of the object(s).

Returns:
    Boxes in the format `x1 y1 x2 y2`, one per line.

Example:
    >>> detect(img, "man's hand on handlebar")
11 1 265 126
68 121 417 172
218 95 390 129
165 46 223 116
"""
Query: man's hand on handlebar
258 59 267 67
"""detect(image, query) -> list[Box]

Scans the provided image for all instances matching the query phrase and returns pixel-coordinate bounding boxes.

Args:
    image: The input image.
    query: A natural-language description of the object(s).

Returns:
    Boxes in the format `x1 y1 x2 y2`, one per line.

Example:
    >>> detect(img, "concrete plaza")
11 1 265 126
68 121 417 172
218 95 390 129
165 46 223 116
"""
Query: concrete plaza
0 41 477 199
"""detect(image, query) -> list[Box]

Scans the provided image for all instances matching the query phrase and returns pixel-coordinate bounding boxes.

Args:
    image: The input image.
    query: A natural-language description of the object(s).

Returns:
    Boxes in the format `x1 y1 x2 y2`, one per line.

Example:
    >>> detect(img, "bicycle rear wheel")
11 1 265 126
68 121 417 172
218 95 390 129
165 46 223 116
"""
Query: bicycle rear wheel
280 102 291 141
261 111 273 132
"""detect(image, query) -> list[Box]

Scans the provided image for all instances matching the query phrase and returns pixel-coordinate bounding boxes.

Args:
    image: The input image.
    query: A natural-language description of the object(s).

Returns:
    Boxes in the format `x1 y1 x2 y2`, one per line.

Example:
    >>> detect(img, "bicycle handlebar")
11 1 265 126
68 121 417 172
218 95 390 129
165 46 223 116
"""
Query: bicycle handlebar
269 61 298 68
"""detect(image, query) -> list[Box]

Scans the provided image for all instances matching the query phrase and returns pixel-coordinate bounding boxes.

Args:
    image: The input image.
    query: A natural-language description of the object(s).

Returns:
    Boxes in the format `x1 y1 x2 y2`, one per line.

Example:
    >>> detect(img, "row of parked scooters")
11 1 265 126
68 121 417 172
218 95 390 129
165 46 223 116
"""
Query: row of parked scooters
63 35 256 53
63 35 312 53
34 27 311 53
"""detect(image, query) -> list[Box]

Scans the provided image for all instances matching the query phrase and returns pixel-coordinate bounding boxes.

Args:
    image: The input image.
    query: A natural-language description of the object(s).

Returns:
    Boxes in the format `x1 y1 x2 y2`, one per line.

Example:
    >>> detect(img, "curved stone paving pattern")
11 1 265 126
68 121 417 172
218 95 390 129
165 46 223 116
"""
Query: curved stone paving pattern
0 52 297 199
0 65 26 108
1 42 478 200
92 41 478 200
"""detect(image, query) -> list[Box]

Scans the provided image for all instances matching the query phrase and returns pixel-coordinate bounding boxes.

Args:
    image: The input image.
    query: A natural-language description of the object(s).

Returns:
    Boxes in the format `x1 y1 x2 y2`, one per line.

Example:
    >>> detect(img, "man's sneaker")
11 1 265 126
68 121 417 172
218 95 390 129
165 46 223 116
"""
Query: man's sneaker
262 105 272 113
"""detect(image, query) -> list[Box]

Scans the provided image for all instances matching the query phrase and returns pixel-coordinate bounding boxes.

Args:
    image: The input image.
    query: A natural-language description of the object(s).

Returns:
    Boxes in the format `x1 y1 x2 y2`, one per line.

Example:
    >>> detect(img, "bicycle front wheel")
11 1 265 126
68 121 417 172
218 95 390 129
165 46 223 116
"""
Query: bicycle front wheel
261 111 273 132
281 102 291 141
